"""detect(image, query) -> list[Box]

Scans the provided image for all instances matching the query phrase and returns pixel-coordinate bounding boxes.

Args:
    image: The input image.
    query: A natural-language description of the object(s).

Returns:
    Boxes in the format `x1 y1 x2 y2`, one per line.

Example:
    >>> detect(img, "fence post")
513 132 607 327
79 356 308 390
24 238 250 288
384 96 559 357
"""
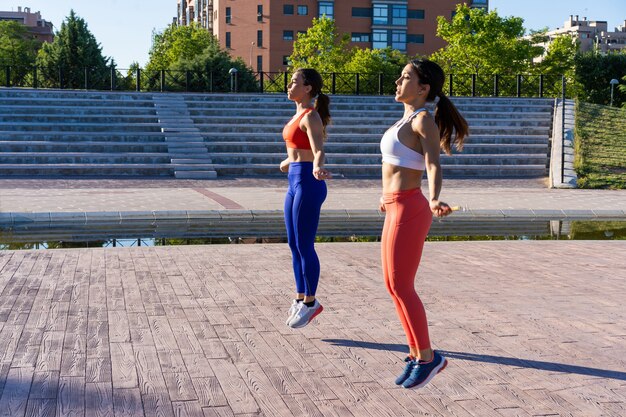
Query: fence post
378 73 383 95
561 75 566 184
284 71 288 93
539 74 544 98
160 70 166 92
332 73 336 95
471 74 476 97
516 74 522 97
135 68 141 91
210 71 214 93
493 74 499 97
110 65 116 91
84 67 89 90
59 67 64 89
355 73 360 95
448 74 453 96
259 71 264 93
4 66 9 87
33 66 38 89
185 70 190 92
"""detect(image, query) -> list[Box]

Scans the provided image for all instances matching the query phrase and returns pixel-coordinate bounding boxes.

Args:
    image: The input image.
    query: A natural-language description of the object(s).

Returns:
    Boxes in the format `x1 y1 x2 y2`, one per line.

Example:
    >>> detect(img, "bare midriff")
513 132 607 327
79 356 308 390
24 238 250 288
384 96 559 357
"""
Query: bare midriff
287 147 315 163
382 162 423 193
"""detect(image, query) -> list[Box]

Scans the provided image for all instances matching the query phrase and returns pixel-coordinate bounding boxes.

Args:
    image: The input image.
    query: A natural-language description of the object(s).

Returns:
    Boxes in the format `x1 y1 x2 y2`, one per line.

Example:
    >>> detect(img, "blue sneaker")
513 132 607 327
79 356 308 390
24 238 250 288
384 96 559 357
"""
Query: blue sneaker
395 356 417 385
402 350 447 389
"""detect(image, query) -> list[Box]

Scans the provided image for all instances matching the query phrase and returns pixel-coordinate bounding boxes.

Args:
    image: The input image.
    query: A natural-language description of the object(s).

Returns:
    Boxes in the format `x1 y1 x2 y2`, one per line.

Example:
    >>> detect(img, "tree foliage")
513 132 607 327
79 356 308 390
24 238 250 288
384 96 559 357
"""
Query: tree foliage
535 34 578 79
35 10 109 88
574 52 626 107
145 23 257 92
145 23 216 71
0 20 39 85
342 47 407 94
430 4 540 75
288 17 352 73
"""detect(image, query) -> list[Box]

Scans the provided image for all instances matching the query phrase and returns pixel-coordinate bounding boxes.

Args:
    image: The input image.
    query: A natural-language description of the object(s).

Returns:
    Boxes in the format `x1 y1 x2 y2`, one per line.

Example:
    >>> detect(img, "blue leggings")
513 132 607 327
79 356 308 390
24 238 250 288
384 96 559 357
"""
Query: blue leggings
284 162 327 296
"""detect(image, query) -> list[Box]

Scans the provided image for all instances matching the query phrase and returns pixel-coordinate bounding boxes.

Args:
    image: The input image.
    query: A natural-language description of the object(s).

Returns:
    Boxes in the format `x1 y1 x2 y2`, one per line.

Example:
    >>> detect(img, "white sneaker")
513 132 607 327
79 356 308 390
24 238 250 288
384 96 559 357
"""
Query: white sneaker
286 299 301 325
288 299 323 328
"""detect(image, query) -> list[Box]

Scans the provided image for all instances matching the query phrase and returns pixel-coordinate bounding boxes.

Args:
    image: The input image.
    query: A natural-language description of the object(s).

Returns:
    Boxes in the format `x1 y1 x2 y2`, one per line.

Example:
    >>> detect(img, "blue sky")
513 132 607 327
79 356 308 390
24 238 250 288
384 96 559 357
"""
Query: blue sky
4 1 626 68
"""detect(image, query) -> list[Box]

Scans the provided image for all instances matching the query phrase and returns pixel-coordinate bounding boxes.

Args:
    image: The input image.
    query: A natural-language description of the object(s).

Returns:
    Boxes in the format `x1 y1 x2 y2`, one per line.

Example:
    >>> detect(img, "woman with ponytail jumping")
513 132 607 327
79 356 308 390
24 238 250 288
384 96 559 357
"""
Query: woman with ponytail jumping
281 68 332 329
379 59 468 389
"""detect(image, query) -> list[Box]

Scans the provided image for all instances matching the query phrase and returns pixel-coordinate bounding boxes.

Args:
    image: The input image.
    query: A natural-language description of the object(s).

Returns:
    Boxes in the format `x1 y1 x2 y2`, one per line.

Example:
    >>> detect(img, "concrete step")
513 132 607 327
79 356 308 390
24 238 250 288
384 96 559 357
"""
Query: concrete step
0 141 169 152
206 152 547 166
0 153 171 164
208 163 547 178
0 122 162 132
174 170 217 179
0 163 173 176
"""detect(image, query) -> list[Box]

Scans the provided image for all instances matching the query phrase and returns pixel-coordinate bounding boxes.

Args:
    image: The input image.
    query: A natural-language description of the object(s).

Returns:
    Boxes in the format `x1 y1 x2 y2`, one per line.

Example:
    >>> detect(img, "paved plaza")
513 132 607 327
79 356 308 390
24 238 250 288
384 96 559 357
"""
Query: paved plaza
0 177 625 416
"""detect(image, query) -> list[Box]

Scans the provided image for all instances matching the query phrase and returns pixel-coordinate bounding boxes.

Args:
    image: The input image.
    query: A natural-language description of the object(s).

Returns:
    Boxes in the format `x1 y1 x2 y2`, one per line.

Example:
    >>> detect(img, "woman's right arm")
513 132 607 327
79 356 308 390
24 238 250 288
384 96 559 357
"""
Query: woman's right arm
279 158 290 172
414 117 451 217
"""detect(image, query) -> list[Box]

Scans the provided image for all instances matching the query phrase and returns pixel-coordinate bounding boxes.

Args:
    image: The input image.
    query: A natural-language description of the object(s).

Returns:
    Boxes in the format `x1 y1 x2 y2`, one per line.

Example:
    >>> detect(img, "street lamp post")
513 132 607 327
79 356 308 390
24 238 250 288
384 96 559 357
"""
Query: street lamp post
610 79 619 107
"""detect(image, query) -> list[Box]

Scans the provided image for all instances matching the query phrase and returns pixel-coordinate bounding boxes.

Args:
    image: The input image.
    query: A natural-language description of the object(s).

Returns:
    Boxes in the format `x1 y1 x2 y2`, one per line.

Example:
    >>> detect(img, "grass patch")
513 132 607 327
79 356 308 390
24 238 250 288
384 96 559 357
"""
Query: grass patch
574 101 626 189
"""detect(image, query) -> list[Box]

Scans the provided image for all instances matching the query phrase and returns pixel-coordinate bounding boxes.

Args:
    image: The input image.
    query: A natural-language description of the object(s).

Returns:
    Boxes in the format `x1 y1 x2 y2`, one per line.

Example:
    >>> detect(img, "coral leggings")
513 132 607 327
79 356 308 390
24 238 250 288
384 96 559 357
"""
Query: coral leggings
381 188 432 350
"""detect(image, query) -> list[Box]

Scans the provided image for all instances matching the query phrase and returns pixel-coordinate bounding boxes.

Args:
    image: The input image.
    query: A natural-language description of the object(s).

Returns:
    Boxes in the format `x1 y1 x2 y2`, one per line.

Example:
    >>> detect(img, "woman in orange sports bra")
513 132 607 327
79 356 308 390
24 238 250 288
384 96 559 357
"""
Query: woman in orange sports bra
281 68 332 329
380 59 468 389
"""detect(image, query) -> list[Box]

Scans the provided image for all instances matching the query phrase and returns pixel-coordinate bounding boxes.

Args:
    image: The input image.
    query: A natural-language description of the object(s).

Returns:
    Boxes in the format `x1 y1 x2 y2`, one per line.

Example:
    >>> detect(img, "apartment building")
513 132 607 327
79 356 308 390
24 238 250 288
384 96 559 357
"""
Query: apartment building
534 15 626 56
0 6 54 43
177 1 489 72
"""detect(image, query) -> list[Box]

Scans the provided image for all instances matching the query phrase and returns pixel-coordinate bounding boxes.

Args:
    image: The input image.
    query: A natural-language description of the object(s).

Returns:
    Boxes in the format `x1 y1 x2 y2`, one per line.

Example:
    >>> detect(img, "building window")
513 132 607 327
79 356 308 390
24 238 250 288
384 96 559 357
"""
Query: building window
372 29 388 49
225 32 231 48
407 34 424 44
297 5 308 15
298 30 307 36
257 30 263 47
319 2 334 19
391 5 407 26
373 4 388 25
352 8 372 18
283 30 294 40
284 5 294 15
257 5 263 22
408 9 425 19
392 30 406 51
225 7 231 24
283 55 290 66
351 33 371 42
257 55 263 72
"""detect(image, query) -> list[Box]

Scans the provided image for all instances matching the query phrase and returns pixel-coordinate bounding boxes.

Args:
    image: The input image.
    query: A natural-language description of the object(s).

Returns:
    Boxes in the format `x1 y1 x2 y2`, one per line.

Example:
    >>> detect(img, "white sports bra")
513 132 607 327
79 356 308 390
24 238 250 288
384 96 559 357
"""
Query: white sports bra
380 107 426 171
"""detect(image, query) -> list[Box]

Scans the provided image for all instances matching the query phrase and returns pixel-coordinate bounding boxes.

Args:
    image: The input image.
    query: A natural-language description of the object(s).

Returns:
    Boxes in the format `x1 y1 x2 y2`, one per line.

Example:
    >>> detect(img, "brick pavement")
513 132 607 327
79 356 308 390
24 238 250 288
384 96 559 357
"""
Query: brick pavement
0 241 624 416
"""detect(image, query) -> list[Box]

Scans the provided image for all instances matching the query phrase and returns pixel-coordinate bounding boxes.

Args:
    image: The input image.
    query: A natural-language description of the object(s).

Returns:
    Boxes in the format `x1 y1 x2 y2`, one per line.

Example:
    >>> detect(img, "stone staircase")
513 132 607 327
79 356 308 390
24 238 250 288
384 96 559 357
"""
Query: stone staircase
0 88 554 178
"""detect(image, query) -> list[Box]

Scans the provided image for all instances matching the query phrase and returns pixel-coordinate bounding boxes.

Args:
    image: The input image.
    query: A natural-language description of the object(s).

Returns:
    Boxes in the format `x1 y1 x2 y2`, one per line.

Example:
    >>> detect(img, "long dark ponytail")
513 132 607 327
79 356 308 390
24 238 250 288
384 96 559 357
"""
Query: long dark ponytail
296 68 331 138
410 59 468 155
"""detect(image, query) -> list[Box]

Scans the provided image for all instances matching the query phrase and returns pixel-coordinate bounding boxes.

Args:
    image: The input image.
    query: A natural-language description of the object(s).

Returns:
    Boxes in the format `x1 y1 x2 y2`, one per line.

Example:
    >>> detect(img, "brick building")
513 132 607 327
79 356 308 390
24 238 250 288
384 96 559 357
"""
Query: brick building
177 1 488 72
0 6 54 43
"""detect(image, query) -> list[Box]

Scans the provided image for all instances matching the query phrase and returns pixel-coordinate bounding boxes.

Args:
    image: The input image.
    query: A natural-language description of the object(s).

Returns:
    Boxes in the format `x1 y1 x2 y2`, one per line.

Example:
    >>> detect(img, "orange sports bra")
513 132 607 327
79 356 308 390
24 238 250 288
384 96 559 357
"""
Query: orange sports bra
283 108 313 150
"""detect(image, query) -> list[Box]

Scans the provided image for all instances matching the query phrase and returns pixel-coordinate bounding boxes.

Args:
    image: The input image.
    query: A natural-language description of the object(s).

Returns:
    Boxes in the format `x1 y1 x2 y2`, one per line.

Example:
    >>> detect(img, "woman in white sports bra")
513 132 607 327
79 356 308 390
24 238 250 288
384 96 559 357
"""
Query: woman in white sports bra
379 59 468 390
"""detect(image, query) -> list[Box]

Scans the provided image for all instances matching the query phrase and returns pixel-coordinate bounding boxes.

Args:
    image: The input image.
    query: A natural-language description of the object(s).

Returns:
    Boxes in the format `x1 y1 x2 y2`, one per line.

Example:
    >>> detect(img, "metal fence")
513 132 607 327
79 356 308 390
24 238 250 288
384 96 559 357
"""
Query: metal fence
1 65 566 97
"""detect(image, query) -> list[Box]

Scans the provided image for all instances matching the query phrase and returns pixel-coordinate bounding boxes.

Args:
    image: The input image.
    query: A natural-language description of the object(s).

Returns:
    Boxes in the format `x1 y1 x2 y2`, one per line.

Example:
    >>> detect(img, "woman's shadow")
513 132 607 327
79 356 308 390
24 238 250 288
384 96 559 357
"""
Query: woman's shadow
322 339 626 381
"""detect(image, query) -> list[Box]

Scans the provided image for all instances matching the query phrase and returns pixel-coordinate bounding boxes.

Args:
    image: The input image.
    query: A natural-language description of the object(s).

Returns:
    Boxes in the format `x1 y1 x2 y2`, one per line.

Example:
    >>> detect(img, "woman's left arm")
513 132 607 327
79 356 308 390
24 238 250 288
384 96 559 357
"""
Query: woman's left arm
414 116 451 217
303 112 331 180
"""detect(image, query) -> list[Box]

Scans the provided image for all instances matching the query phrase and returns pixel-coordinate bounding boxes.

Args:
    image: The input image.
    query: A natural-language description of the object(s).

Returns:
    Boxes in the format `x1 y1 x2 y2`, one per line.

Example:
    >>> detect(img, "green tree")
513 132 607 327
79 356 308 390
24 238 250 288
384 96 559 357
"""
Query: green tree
535 34 578 78
35 10 109 89
574 52 626 106
0 20 39 86
145 23 216 71
430 4 539 75
145 23 257 92
288 16 352 74
342 47 407 94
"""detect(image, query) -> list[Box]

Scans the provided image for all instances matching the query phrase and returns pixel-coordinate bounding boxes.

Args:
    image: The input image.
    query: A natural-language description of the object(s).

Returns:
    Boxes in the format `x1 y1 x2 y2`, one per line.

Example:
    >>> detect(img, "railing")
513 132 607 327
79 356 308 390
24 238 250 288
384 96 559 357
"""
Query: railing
1 65 566 98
